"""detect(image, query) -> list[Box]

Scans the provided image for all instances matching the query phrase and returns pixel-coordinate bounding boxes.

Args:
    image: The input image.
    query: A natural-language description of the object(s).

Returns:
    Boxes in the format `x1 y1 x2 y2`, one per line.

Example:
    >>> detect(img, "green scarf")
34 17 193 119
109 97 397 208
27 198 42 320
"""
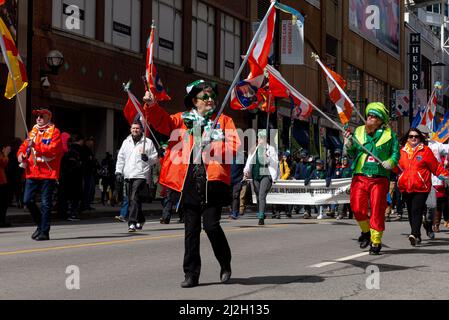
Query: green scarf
182 109 224 141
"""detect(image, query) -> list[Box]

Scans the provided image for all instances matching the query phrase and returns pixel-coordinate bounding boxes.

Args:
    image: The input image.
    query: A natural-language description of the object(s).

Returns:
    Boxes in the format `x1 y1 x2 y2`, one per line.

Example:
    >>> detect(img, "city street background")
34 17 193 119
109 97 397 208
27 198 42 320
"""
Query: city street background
1 206 448 300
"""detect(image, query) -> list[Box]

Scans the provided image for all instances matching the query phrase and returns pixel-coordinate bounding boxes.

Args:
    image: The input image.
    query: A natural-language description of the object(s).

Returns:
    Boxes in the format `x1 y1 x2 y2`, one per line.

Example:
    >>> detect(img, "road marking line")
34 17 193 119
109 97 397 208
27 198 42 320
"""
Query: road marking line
0 225 288 257
309 252 370 268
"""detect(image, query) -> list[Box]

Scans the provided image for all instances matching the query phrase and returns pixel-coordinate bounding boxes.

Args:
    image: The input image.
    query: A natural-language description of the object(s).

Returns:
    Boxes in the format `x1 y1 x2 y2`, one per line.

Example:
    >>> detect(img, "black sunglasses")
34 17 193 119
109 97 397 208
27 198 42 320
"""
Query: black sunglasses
408 135 420 139
196 93 217 101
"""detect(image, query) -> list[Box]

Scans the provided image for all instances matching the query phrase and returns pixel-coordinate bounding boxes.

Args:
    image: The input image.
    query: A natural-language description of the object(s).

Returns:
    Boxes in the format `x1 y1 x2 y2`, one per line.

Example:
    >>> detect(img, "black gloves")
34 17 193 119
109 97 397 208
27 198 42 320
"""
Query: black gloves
141 154 149 162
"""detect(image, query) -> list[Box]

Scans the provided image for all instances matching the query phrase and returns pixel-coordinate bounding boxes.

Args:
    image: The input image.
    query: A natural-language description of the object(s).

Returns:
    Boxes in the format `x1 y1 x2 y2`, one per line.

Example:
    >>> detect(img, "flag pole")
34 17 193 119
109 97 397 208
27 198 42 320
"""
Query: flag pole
124 81 161 150
265 64 384 164
312 53 366 125
210 0 277 131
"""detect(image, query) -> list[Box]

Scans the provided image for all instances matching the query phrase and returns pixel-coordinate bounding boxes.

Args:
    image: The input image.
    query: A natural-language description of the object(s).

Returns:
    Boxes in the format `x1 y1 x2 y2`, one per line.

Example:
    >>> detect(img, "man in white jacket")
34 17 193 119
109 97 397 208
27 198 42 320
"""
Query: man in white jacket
116 121 158 232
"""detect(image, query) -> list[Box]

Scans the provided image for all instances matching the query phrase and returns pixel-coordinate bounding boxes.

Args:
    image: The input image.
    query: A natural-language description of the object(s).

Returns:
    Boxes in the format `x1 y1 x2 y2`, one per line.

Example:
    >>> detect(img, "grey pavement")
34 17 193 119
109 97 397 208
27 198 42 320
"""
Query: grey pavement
1 210 449 300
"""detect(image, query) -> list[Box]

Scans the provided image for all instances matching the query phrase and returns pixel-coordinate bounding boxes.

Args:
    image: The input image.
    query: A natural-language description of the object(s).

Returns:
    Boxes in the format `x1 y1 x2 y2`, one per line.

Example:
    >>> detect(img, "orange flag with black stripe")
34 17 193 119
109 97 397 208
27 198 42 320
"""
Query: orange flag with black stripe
0 17 28 99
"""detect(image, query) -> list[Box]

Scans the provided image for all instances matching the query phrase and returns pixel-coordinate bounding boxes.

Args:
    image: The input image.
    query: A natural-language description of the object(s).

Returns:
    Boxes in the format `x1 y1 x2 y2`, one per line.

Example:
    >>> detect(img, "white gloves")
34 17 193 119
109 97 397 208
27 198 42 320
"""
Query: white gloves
381 160 393 170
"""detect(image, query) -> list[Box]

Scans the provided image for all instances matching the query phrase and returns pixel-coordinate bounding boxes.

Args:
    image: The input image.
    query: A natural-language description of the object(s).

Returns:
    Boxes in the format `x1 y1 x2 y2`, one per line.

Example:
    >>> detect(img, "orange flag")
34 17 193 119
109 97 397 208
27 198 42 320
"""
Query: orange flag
0 17 28 99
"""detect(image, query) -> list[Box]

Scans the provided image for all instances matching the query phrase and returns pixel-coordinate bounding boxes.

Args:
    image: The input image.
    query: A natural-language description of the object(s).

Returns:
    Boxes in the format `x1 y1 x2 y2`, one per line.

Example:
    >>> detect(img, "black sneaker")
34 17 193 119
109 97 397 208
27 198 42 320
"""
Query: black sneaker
258 219 265 226
369 243 382 255
160 218 170 224
220 268 232 284
35 233 50 241
408 235 416 246
359 232 371 249
31 228 41 240
136 223 144 230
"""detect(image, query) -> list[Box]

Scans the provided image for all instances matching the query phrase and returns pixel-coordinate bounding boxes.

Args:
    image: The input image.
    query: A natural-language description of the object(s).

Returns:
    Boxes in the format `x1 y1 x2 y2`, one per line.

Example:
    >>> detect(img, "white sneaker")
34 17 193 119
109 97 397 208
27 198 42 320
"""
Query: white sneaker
136 223 143 231
317 214 324 220
128 224 136 233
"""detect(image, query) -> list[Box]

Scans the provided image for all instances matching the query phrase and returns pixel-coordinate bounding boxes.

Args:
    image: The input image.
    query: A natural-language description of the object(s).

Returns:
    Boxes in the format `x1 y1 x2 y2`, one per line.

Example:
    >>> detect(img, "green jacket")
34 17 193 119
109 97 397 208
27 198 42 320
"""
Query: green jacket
345 126 400 178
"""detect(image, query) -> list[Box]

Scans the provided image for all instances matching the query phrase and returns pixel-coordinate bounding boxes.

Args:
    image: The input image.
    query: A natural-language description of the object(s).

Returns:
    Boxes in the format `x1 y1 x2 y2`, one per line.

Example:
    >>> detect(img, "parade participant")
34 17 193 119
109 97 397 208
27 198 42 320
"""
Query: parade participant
277 151 293 218
397 128 449 246
115 120 158 232
143 80 240 288
244 130 279 226
421 128 449 238
0 144 11 228
335 156 353 220
17 107 64 241
294 150 313 218
344 102 400 255
230 153 245 220
305 159 328 219
433 155 449 232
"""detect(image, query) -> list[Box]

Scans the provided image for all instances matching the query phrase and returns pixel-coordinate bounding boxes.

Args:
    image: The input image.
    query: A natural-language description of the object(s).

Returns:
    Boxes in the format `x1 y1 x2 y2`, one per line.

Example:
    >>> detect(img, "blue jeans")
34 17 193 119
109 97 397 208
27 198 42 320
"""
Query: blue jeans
120 197 129 218
24 179 56 234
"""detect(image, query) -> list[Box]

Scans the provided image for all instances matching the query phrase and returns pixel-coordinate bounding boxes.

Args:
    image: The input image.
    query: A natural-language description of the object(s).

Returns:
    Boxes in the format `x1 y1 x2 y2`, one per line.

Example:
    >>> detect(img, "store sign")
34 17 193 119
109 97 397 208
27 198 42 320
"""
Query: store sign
113 22 131 36
281 20 304 65
409 33 421 91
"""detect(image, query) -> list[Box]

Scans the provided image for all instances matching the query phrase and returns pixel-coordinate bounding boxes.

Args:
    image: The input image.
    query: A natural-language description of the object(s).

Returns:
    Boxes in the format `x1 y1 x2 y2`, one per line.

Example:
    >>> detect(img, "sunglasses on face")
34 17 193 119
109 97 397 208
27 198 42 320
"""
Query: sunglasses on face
196 93 217 101
36 115 45 119
408 135 420 139
368 114 381 120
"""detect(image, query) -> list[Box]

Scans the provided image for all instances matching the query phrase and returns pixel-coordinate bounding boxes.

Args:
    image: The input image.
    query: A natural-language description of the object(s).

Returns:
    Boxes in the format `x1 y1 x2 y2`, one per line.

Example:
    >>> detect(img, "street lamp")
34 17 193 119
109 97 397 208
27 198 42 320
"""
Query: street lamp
40 50 64 89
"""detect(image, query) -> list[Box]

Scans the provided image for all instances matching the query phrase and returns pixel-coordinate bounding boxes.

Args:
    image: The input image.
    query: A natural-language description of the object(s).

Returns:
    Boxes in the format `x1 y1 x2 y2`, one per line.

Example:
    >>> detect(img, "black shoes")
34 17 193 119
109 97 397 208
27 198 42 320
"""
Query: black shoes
258 219 265 226
359 232 371 249
181 275 199 288
31 229 41 240
369 243 382 255
409 234 416 246
409 235 422 246
160 218 170 224
35 233 50 241
220 268 232 284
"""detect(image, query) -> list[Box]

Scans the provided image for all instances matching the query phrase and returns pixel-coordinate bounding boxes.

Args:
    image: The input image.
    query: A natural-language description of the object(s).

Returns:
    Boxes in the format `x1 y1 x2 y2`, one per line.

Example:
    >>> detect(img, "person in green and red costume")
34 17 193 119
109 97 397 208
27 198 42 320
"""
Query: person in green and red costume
344 102 400 255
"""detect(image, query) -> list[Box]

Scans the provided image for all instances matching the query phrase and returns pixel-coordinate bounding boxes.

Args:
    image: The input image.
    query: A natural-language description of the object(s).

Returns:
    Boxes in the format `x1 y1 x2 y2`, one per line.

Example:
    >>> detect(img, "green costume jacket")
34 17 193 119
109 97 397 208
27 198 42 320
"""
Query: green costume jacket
345 125 400 178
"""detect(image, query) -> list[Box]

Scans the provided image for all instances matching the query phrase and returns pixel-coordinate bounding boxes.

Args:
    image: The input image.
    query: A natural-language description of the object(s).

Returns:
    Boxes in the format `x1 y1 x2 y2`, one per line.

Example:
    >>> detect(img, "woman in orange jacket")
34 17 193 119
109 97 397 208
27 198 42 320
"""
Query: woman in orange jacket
397 128 449 246
144 80 240 288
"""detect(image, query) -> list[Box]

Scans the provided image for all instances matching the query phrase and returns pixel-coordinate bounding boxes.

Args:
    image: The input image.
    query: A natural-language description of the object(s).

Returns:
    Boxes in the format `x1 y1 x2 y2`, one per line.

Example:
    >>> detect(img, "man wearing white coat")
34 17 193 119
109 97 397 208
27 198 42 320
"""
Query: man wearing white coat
116 121 158 232
244 130 279 226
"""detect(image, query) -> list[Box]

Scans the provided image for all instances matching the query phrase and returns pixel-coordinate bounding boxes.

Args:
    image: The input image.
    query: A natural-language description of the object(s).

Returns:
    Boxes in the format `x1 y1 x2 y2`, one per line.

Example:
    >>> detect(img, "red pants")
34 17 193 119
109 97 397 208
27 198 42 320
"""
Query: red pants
350 175 389 232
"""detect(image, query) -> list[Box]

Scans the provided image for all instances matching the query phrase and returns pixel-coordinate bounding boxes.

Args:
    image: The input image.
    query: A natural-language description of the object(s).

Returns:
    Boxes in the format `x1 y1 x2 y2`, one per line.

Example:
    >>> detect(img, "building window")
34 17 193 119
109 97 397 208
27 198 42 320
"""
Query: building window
52 0 96 38
152 0 182 65
191 1 215 75
365 74 386 106
104 0 141 52
220 14 241 82
346 64 363 123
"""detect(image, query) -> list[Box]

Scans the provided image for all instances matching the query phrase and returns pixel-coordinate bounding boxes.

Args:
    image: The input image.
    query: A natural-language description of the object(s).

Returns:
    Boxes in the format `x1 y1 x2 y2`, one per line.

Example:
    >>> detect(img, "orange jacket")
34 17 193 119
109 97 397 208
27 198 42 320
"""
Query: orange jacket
17 126 64 180
145 103 240 193
0 154 8 185
398 144 449 194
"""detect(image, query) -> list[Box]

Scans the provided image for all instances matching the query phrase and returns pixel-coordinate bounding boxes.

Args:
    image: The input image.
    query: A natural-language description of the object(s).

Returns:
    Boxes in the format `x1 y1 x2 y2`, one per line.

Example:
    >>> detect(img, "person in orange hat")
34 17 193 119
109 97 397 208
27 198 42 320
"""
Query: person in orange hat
17 107 63 241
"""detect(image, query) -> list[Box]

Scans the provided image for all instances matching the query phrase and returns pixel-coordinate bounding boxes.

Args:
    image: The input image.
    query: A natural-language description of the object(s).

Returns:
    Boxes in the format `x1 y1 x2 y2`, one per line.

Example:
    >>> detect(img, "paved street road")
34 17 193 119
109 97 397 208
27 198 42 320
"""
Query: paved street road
1 214 449 300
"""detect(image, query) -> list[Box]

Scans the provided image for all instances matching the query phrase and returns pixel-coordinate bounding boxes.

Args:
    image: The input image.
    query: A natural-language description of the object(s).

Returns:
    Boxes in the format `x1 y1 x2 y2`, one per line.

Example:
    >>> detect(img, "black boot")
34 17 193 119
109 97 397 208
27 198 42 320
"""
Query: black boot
359 232 371 249
369 243 382 255
181 275 199 288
